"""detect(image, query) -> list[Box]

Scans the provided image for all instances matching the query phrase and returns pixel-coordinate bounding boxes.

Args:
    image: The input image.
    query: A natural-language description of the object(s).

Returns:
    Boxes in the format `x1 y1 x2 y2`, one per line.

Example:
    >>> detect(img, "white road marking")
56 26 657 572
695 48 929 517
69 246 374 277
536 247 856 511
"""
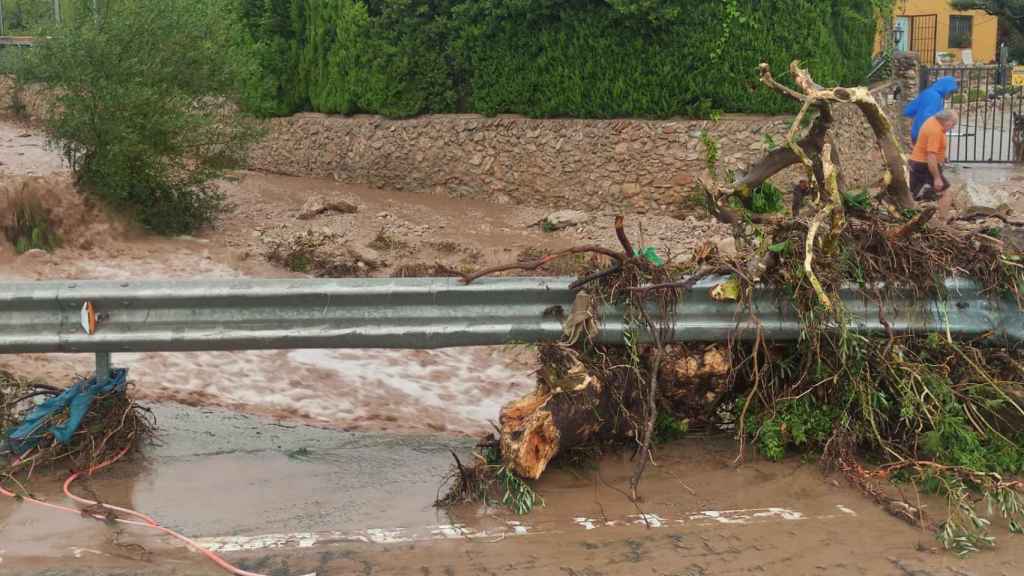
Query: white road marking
70 547 104 559
837 504 858 516
194 505 859 553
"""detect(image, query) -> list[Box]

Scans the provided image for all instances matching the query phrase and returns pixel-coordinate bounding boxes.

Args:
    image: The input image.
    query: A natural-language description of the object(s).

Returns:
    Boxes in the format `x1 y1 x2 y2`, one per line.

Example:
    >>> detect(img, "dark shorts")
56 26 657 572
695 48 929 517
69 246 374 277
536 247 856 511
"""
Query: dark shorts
909 160 949 201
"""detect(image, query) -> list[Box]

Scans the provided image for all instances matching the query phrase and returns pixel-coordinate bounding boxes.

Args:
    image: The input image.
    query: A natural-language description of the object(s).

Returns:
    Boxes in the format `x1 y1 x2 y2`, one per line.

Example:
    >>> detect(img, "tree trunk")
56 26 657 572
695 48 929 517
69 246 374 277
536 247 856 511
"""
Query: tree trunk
501 344 732 479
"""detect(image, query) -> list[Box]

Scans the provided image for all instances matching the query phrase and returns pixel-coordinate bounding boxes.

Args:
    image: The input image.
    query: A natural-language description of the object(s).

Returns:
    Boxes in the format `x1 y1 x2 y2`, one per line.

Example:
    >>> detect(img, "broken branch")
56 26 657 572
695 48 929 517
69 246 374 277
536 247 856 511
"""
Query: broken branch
615 215 635 257
460 246 624 284
886 207 937 241
805 204 835 312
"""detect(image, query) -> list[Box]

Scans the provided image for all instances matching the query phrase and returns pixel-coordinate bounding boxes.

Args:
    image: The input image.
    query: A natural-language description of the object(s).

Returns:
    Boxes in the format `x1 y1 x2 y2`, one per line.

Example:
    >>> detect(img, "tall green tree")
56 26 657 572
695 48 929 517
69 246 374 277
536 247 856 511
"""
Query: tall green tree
237 0 308 116
951 0 1024 26
20 0 262 234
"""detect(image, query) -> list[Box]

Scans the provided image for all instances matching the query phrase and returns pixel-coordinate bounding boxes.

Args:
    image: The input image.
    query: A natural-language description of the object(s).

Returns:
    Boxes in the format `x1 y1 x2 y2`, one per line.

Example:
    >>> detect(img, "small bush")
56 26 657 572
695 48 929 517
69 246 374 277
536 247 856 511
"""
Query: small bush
743 395 841 461
654 413 689 444
368 227 407 251
751 182 785 214
3 190 61 253
20 0 262 235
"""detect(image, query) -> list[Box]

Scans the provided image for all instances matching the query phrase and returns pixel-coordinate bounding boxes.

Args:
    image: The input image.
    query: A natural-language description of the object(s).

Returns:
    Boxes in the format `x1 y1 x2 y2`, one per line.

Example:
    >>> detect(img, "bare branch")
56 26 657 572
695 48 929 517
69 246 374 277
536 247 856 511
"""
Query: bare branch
460 246 624 284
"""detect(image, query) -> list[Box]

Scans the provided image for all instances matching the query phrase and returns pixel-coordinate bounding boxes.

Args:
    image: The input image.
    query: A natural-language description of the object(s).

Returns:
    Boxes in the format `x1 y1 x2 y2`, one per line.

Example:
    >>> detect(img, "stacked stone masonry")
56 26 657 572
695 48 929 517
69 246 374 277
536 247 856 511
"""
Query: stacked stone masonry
0 75 907 212
248 97 906 213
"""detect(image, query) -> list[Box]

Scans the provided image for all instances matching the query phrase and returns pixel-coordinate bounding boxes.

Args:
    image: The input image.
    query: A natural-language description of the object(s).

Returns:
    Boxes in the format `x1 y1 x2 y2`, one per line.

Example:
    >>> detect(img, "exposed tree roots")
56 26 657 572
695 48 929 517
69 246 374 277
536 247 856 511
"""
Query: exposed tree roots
439 61 1024 554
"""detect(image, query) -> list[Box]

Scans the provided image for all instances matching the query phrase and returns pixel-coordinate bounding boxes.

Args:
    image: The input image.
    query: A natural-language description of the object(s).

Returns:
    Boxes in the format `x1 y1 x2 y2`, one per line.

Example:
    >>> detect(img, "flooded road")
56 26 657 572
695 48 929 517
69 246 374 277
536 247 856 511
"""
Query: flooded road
3 109 1023 576
0 404 467 570
2 405 1020 576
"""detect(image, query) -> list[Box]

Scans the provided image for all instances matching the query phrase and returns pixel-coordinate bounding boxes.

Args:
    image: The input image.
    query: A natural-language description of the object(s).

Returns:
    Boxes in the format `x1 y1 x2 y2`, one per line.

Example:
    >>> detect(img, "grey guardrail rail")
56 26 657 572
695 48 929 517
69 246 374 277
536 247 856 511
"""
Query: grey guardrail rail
1 277 1021 355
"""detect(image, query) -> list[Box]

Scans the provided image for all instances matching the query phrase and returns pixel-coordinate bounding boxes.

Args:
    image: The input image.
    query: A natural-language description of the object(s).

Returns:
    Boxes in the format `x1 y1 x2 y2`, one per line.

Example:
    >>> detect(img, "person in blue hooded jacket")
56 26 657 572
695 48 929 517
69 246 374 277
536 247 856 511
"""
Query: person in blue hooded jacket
903 76 959 143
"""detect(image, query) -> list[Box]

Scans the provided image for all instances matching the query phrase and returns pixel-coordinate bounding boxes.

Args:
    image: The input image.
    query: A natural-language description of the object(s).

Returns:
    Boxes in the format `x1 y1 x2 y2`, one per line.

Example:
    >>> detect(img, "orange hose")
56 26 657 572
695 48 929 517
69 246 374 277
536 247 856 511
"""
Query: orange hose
2 448 272 576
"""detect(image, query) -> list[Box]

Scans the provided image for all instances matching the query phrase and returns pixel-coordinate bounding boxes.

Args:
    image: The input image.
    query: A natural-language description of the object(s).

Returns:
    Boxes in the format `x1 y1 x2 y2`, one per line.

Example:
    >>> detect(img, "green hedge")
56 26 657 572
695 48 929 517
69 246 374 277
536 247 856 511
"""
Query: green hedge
0 0 100 33
238 0 881 119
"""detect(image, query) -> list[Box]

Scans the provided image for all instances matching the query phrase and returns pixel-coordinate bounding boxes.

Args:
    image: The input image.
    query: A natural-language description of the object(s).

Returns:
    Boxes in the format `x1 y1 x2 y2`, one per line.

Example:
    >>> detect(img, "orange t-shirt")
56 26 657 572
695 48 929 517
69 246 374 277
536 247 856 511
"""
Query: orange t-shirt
910 116 947 163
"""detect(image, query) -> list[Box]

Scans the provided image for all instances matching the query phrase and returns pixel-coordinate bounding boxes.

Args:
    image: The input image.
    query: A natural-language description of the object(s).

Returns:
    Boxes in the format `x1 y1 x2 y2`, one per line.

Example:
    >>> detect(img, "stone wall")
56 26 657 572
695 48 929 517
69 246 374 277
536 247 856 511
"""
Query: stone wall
1 74 907 213
249 98 904 213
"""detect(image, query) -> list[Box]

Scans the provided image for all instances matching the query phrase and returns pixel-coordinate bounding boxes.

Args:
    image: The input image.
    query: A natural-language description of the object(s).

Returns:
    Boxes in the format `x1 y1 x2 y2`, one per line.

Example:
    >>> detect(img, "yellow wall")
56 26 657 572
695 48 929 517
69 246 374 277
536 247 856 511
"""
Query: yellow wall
882 0 999 63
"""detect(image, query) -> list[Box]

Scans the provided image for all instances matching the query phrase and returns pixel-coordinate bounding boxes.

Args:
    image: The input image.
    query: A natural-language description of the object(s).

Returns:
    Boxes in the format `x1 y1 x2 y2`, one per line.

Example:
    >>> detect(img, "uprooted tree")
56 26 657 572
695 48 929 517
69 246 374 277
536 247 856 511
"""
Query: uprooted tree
440 61 1024 555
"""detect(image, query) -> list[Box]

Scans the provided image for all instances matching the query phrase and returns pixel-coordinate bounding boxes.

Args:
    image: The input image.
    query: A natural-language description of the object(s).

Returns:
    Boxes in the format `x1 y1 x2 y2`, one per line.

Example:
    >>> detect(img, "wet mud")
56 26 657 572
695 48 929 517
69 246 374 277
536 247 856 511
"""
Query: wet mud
2 407 1020 575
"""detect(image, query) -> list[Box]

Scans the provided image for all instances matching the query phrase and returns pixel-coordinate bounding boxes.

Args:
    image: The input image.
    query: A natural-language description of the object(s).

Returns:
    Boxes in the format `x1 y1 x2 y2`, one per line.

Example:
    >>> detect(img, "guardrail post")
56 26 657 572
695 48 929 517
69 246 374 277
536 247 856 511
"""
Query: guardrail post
95 352 111 385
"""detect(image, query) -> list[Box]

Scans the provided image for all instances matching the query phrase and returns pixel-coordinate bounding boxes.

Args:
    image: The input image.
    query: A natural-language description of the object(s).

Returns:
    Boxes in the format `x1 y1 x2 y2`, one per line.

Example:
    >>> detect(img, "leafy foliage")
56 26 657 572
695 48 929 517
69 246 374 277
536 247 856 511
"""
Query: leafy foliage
20 0 262 234
3 191 61 253
951 1 1024 25
743 394 841 461
0 0 57 33
750 182 785 214
232 0 882 119
842 189 872 211
236 0 308 116
654 412 689 444
450 0 877 118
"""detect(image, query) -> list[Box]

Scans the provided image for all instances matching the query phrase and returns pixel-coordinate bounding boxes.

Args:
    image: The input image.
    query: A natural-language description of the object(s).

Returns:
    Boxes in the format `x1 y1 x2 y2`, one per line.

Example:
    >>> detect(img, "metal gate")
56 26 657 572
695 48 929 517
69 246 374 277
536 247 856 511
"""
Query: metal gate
907 14 937 66
921 64 1022 163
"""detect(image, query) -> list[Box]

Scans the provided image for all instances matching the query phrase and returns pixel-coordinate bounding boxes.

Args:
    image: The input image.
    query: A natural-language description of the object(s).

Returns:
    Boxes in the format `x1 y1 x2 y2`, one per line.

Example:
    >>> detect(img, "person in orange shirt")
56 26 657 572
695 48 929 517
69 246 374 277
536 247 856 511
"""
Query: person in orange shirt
908 109 958 221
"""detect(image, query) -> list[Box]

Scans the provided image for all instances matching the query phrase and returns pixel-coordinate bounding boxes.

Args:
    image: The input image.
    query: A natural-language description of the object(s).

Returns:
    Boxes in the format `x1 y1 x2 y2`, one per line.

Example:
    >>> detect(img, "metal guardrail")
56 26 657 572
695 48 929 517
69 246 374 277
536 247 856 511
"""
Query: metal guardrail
1 277 1020 357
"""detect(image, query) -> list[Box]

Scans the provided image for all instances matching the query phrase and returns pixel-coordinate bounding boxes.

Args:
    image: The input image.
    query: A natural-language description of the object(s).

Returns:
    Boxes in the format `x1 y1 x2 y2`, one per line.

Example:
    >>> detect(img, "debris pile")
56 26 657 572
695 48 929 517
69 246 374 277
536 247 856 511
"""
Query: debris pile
1 369 152 483
263 228 383 276
442 62 1024 554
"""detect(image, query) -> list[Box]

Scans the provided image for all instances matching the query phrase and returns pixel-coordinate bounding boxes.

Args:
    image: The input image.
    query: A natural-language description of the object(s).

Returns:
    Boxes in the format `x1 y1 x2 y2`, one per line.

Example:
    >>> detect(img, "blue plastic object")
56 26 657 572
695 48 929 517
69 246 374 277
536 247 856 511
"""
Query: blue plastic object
5 368 128 455
903 76 959 143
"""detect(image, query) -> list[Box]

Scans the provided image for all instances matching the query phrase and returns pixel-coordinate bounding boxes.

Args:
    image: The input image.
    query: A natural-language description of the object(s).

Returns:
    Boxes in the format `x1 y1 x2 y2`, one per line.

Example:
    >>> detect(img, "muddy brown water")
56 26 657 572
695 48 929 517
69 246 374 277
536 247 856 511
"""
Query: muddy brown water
1 405 1020 576
2 115 1023 576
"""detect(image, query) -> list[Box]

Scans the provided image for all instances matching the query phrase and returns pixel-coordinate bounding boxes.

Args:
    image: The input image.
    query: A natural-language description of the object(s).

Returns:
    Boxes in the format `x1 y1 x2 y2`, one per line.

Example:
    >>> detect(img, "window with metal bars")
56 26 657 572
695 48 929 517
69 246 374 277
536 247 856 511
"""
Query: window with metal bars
949 15 973 49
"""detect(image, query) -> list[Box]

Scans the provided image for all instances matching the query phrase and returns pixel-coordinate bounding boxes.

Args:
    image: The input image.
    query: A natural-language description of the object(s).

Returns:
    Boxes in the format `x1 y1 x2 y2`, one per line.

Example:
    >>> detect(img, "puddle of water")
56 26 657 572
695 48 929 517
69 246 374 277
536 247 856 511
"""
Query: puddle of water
0 404 466 563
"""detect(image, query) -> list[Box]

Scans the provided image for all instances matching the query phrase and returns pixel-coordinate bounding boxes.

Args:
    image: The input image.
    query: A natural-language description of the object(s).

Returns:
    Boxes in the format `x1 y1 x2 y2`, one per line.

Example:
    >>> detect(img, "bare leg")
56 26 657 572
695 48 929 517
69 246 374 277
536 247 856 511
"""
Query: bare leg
937 187 955 225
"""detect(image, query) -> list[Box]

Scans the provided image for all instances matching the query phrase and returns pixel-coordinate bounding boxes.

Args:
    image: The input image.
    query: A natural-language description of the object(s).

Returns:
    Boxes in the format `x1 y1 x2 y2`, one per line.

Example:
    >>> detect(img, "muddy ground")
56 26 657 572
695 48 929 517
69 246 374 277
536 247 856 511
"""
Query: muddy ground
1 405 1020 576
0 117 727 435
2 116 1024 574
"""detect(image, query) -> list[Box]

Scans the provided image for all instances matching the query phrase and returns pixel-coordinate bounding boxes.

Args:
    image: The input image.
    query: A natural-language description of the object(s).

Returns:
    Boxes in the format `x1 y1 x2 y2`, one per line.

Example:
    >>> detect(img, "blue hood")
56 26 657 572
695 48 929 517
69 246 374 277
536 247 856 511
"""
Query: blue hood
930 76 959 97
903 76 959 142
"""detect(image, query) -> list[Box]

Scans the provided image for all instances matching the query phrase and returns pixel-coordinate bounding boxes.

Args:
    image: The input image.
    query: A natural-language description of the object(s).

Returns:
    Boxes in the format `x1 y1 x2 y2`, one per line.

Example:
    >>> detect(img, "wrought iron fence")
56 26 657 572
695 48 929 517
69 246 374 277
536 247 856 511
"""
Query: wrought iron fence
921 64 1022 163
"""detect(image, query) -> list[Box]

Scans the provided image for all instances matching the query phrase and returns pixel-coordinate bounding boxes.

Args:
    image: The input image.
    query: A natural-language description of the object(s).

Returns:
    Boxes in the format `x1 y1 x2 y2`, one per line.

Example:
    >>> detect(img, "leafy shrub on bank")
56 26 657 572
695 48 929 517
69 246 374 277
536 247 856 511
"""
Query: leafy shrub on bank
2 188 60 253
20 0 262 234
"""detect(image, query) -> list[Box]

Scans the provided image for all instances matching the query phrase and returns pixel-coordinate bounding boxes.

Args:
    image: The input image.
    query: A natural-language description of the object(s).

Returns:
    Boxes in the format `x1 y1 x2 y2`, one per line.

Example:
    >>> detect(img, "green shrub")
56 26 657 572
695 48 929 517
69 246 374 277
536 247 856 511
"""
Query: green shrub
21 0 262 234
0 0 55 33
302 0 374 115
237 0 309 116
235 0 881 119
654 412 689 444
751 182 785 214
449 0 871 118
3 190 61 253
743 395 842 461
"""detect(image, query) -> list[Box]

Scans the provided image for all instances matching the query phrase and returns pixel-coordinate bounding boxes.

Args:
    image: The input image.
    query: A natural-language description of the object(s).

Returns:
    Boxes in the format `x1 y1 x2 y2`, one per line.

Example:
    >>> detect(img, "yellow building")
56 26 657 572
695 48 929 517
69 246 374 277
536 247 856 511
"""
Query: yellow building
881 1 999 64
